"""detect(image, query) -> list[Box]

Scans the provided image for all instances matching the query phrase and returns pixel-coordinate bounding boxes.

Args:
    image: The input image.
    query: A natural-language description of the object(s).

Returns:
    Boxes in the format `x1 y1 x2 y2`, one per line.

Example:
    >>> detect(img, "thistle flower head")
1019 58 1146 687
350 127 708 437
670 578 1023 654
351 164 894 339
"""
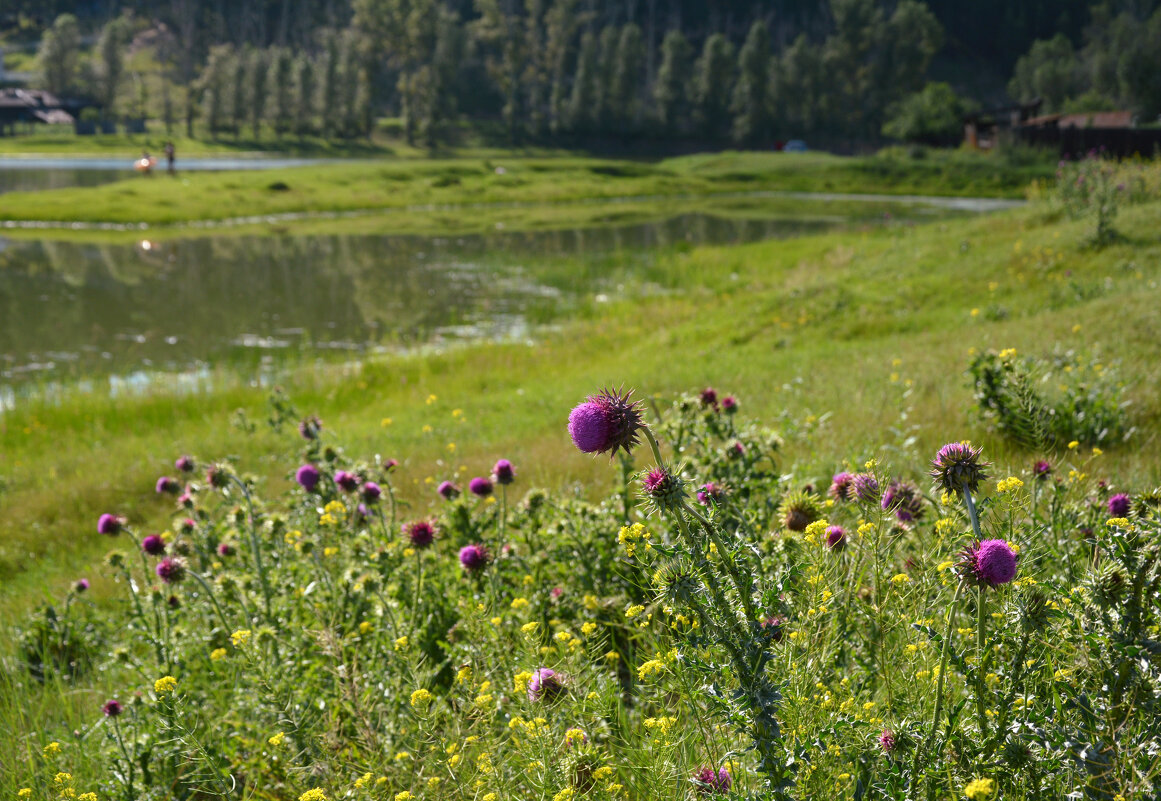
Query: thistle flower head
881 479 924 522
298 415 322 441
217 542 234 557
141 535 166 556
567 387 644 458
404 520 436 549
1032 460 1052 479
829 472 856 501
692 765 731 795
155 556 187 584
879 729 896 753
155 476 180 495
930 441 990 495
295 464 320 492
759 615 786 643
492 459 515 485
852 473 880 503
468 476 493 497
360 482 382 503
699 387 718 408
825 525 847 551
459 544 489 572
97 513 124 536
641 465 686 511
334 470 359 492
721 395 738 414
779 490 820 532
1107 493 1131 518
696 482 724 505
527 667 566 703
102 699 122 717
957 539 1018 588
437 480 460 500
174 455 195 473
206 464 230 489
74 578 90 593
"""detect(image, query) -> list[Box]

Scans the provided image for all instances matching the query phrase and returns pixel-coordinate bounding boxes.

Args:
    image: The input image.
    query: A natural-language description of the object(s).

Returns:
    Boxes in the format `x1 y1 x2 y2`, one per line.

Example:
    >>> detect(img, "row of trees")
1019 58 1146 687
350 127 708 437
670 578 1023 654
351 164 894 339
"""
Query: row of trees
1008 3 1161 119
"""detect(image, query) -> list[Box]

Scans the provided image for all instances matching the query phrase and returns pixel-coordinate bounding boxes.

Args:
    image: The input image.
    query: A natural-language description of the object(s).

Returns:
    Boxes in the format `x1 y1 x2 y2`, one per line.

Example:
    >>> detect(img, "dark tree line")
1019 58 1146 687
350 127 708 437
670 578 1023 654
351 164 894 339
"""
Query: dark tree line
27 0 1161 146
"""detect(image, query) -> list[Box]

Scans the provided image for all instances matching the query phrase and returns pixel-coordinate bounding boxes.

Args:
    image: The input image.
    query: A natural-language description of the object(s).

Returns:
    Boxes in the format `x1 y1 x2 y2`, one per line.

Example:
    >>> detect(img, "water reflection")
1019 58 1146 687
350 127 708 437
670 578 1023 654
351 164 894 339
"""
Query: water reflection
0 167 125 195
0 212 845 402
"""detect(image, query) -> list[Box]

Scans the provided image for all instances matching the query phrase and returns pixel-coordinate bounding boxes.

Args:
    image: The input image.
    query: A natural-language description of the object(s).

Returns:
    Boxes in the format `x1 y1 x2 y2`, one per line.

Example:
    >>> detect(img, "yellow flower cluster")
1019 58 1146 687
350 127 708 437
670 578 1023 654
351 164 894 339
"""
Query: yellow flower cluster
964 778 996 799
231 629 251 647
269 732 286 747
617 523 651 557
154 676 178 695
410 689 433 708
643 716 677 735
1106 517 1131 529
299 790 327 801
996 476 1024 493
636 659 666 680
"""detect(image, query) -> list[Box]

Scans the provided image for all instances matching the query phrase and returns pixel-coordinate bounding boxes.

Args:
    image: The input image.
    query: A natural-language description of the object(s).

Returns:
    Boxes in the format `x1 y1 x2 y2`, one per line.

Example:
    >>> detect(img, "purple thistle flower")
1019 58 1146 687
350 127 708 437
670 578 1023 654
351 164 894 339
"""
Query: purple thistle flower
155 476 180 495
97 513 124 536
295 464 320 492
957 539 1018 588
567 387 645 458
1107 493 1131 517
437 480 460 500
354 503 369 523
178 491 195 509
527 667 566 703
642 466 685 509
155 556 187 584
102 699 122 717
217 542 234 557
1033 460 1052 480
829 472 855 501
383 458 398 471
692 765 732 795
459 544 489 572
206 464 230 489
727 441 745 458
175 455 195 473
468 476 493 497
825 526 847 551
492 459 515 485
141 535 166 556
930 441 990 495
852 473 880 503
881 479 924 523
405 520 436 549
74 578 90 593
697 482 723 505
699 387 718 408
721 395 738 414
361 481 382 503
179 518 196 534
879 730 896 753
334 470 360 492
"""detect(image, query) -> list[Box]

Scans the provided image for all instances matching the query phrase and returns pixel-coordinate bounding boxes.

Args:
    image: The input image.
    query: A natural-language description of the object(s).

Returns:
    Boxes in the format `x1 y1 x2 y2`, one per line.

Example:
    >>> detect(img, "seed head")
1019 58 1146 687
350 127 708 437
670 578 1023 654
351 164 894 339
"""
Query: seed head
779 490 820 532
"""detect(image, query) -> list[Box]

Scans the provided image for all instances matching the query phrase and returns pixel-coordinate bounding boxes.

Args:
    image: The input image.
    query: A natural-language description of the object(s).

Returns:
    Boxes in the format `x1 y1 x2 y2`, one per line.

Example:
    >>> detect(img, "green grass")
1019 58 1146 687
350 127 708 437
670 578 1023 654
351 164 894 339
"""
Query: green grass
0 149 1051 229
2 191 1158 623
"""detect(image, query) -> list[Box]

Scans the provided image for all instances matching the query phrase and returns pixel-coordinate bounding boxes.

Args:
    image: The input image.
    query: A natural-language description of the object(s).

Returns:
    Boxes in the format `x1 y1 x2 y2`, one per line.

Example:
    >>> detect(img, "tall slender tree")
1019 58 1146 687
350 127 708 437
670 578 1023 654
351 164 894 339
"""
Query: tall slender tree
609 23 645 131
694 33 736 139
567 29 600 133
37 14 81 98
249 49 269 138
271 47 294 136
654 28 693 134
95 15 133 116
293 54 316 136
731 19 771 145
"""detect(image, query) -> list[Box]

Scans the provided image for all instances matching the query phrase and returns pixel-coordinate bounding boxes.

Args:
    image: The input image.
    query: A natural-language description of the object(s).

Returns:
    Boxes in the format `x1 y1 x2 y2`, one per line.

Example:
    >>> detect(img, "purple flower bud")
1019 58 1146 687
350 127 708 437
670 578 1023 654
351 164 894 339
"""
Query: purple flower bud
404 520 436 549
437 480 460 500
295 464 320 492
141 535 166 556
1107 493 1131 517
361 481 382 503
492 459 515 485
97 513 124 536
74 578 90 593
102 699 122 717
693 765 731 795
931 441 990 495
334 470 359 492
829 472 855 501
156 476 180 495
298 415 322 440
699 387 718 408
527 667 566 703
697 482 723 505
217 542 234 557
825 526 847 551
1033 460 1052 479
468 476 493 497
155 556 187 584
879 729 896 753
175 455 195 473
721 395 738 413
459 544 489 572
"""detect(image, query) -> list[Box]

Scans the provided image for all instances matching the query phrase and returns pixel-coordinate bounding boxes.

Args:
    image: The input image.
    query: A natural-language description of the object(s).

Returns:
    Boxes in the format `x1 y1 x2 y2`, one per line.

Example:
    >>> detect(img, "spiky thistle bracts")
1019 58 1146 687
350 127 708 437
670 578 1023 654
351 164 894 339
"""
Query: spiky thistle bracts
930 441 991 496
568 387 645 459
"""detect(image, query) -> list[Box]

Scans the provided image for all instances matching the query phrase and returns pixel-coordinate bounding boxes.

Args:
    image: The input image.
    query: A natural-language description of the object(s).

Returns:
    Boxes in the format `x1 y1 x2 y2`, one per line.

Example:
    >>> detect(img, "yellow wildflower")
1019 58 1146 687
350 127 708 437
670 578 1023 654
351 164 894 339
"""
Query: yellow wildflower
231 629 251 647
154 676 177 695
53 773 72 786
395 793 413 801
210 647 228 661
581 622 597 636
964 778 996 800
1067 441 1079 450
43 742 62 756
510 597 530 610
996 476 1024 493
890 573 911 585
553 789 575 801
593 767 613 781
427 778 442 789
521 622 539 635
410 689 433 708
625 605 645 618
394 636 409 650
18 791 32 799
299 792 327 801
354 773 373 789
268 731 286 747
637 659 666 680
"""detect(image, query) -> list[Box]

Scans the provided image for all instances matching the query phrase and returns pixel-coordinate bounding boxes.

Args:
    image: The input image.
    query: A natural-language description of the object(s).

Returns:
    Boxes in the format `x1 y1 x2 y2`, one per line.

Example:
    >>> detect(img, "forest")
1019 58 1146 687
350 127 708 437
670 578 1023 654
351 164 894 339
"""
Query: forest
10 1 1161 149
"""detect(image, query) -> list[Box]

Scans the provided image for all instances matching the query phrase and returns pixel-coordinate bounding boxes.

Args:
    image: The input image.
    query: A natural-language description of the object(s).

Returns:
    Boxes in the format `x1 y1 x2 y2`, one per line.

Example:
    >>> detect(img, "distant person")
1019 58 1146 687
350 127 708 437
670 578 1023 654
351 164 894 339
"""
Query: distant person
165 141 176 175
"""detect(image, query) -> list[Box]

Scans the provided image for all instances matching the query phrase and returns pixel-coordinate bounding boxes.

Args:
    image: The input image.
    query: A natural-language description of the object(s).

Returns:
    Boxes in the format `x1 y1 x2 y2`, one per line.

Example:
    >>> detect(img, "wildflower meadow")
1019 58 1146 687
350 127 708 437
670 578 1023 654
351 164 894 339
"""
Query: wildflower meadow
7 380 1160 801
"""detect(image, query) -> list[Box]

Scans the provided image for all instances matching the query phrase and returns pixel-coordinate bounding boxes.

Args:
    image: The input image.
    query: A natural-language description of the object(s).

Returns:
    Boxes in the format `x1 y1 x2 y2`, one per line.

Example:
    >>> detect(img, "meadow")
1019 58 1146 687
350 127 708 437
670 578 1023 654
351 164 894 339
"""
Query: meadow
2 151 1160 801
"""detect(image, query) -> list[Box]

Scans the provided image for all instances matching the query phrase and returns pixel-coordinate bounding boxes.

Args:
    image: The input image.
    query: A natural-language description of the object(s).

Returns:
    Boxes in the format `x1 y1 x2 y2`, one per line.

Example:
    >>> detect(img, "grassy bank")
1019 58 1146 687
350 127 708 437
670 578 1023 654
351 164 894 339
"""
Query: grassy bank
0 149 1051 228
2 191 1158 620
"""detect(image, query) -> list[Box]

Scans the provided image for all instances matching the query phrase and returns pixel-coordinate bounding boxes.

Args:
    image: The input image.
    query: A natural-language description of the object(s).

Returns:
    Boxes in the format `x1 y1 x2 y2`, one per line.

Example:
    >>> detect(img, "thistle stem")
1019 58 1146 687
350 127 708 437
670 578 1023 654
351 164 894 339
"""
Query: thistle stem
976 586 990 737
925 580 965 763
231 475 273 622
